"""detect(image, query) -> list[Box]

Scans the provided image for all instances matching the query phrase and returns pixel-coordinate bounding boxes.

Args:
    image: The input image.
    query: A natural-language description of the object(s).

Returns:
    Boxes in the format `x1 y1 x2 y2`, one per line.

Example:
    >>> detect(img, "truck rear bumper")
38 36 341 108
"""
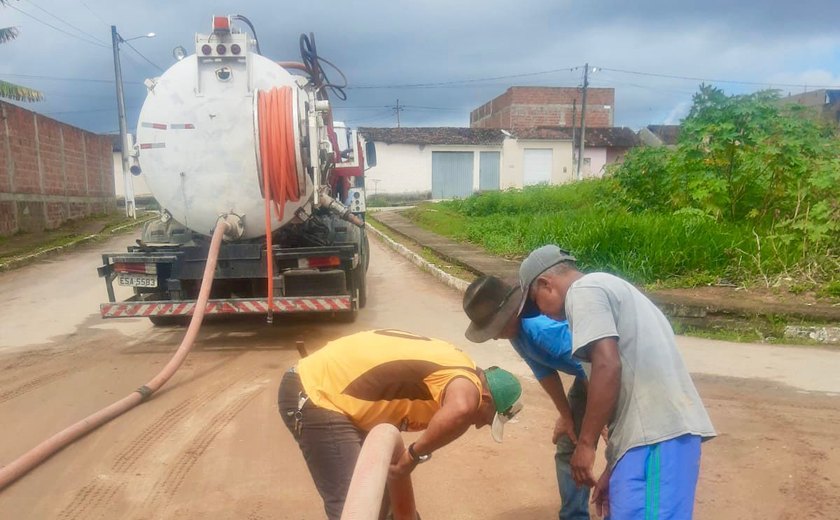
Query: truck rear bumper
100 296 351 318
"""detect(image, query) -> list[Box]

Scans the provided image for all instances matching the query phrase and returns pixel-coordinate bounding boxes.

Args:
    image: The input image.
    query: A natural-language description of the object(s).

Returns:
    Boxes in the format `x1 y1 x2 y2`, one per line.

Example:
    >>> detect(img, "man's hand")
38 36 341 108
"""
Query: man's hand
388 448 417 481
552 414 577 445
570 441 597 487
591 469 611 518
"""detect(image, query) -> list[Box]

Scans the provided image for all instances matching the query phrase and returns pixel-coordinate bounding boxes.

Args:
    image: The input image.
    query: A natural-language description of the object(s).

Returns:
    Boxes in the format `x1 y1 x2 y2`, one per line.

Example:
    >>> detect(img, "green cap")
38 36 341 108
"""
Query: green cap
484 366 523 443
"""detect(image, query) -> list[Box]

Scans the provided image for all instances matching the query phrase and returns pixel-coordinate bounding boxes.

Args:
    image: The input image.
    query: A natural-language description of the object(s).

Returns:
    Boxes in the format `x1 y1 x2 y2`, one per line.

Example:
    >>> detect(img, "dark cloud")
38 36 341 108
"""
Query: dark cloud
567 0 840 37
1 0 838 133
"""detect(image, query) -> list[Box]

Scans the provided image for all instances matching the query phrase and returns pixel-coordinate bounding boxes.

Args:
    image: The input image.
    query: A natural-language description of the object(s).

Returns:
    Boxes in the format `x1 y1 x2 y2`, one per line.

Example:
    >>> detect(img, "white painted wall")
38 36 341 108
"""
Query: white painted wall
523 148 553 185
515 140 575 185
112 152 152 198
363 136 575 196
363 143 430 195
363 142 506 195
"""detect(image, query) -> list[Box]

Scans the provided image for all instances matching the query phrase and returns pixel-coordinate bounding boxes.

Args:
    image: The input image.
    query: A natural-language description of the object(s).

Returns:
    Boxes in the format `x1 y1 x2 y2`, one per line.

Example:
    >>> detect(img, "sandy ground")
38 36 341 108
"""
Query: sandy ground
0 233 839 519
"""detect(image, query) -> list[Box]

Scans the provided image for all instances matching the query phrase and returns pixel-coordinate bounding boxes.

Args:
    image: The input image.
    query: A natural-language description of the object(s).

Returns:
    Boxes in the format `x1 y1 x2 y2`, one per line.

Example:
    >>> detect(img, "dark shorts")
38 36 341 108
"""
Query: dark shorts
278 370 366 520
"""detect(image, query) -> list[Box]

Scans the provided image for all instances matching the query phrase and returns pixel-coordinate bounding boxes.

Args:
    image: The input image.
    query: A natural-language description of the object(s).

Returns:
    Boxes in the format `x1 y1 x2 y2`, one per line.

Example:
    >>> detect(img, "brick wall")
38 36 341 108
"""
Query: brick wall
470 86 615 130
0 101 115 236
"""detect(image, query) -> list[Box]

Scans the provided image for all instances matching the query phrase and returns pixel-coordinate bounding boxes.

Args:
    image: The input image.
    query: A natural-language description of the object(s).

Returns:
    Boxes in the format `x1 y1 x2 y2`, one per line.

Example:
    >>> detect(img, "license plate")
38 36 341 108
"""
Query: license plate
118 273 158 288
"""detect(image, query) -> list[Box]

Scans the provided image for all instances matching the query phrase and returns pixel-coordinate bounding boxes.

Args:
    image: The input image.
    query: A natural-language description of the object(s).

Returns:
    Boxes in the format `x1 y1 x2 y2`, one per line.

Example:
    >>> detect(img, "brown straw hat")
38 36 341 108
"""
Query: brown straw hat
463 276 525 343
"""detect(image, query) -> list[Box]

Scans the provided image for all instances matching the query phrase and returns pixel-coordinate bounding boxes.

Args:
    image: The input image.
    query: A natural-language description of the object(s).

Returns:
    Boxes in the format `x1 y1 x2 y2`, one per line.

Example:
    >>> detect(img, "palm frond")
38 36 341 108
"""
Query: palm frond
0 26 19 44
0 80 44 102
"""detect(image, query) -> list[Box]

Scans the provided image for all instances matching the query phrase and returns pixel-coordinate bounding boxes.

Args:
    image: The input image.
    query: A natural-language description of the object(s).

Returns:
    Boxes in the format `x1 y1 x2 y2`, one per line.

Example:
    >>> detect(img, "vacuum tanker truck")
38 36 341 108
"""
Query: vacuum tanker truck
98 15 374 324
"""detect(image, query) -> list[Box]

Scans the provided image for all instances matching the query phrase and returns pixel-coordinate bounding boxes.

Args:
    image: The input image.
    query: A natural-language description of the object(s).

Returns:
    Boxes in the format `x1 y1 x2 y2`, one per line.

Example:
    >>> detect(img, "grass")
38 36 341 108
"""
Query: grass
404 200 754 286
0 212 152 267
402 182 839 291
671 318 836 348
366 214 477 283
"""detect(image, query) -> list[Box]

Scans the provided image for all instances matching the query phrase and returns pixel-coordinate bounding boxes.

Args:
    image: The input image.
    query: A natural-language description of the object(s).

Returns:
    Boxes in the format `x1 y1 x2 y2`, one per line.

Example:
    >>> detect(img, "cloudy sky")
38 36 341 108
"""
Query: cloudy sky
2 0 839 134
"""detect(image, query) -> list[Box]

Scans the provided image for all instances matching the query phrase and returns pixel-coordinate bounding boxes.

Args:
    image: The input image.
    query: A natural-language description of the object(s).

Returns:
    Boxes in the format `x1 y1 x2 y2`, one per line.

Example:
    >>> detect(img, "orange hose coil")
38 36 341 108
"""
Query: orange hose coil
257 86 301 313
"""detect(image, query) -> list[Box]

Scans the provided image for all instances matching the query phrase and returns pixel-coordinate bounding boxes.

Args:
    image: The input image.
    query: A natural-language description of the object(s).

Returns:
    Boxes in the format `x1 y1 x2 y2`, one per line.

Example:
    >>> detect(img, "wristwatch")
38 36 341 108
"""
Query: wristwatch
407 442 432 464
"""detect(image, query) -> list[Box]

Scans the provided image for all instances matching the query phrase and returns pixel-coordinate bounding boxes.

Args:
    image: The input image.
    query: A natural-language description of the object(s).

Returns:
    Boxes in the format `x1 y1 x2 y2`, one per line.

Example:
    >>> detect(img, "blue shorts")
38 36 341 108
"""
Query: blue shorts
608 434 702 520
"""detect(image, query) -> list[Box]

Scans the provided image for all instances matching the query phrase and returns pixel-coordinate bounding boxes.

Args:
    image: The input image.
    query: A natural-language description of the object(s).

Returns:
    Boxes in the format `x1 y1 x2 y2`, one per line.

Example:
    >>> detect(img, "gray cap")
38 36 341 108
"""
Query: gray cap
519 245 577 292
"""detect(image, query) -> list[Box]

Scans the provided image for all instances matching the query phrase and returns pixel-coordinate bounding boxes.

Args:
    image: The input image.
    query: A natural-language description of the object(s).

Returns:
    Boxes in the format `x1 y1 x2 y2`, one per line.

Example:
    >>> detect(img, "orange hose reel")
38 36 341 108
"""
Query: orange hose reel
257 86 302 315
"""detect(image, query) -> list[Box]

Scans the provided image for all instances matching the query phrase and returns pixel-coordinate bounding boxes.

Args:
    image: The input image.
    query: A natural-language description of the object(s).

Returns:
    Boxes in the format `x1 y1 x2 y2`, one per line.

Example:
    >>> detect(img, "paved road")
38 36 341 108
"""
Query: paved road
0 233 838 519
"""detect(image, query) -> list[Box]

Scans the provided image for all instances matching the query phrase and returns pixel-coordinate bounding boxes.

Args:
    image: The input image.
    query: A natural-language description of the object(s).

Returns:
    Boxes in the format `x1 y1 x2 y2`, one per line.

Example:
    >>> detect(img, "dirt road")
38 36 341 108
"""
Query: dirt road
1 233 838 519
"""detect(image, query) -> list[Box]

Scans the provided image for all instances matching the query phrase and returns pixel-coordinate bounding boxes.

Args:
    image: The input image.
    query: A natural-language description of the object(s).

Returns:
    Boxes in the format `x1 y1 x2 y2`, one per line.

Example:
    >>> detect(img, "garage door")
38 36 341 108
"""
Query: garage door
523 148 553 185
432 152 474 199
479 151 501 191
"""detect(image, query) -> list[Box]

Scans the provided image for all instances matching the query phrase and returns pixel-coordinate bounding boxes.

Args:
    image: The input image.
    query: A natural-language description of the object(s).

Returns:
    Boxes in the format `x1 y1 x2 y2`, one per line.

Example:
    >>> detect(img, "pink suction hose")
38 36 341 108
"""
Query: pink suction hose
0 219 230 491
341 424 417 520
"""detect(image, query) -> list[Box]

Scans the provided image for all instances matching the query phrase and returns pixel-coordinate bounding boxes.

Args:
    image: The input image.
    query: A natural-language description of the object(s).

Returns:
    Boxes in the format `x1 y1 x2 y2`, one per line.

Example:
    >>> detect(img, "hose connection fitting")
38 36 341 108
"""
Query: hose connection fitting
136 385 153 401
318 187 364 228
219 213 245 240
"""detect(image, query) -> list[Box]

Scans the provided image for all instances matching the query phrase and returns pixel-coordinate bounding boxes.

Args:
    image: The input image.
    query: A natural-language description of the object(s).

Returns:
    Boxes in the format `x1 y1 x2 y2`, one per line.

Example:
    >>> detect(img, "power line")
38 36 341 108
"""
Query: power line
590 73 696 96
400 105 463 111
7 4 108 48
43 105 140 115
79 0 110 28
348 66 583 89
597 66 840 90
342 109 396 125
123 39 164 72
0 73 143 85
21 0 108 45
334 104 464 112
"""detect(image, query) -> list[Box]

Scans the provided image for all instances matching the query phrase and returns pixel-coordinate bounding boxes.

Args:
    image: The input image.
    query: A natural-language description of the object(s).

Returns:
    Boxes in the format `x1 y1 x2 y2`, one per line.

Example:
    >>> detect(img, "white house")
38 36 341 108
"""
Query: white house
359 127 575 198
516 126 639 178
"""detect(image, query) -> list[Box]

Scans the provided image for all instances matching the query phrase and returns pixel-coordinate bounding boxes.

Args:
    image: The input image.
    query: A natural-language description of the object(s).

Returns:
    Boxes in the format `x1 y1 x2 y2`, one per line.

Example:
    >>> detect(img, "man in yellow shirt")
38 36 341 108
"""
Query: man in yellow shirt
278 329 523 520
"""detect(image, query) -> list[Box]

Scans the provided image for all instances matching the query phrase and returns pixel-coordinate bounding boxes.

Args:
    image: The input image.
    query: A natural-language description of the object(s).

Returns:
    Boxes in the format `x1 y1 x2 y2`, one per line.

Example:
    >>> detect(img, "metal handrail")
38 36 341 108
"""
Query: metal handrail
341 424 417 520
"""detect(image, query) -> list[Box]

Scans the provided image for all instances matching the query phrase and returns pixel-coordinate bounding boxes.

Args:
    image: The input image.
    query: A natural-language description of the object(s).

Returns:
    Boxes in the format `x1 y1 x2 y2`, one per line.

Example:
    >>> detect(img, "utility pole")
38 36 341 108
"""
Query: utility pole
111 25 135 218
570 99 577 177
394 99 403 128
576 63 589 181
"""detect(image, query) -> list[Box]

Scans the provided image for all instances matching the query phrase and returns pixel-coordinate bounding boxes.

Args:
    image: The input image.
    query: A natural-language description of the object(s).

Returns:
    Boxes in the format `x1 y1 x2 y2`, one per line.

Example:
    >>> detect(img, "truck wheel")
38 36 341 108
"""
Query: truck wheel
356 266 367 309
363 233 370 272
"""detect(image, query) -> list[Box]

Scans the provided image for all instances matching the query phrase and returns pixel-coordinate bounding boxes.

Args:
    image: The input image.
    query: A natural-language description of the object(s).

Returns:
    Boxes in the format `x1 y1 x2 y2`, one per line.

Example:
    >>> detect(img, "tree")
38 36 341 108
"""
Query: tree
0 0 44 102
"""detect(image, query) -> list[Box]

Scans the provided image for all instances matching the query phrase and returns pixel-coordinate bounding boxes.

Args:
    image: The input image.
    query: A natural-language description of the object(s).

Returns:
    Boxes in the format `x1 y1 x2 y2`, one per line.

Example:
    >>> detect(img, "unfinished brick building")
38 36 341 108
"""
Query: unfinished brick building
470 86 615 130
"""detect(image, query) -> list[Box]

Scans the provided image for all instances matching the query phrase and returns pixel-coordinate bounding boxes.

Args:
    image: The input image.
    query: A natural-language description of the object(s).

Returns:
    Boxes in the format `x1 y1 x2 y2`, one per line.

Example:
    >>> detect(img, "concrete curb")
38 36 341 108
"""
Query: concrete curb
366 223 471 294
0 216 154 272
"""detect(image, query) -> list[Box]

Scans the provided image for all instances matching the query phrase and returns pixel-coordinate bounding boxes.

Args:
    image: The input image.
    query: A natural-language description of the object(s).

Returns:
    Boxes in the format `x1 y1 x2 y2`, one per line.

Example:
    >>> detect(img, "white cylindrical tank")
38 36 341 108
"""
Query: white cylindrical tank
136 41 312 240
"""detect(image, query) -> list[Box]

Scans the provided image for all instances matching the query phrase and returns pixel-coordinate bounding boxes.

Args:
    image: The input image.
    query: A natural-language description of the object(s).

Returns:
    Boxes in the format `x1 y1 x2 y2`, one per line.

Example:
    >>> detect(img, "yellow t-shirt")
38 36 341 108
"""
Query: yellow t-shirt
298 329 482 432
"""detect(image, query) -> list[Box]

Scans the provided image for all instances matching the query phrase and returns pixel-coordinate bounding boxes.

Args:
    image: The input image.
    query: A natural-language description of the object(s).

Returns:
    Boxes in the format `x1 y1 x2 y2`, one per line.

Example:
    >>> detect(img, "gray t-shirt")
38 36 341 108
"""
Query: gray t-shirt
566 272 716 467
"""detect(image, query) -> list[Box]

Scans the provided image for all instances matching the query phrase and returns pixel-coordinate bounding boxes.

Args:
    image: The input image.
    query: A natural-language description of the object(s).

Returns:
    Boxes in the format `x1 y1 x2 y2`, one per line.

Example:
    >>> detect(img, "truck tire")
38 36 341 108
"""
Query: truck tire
363 232 370 272
356 266 367 309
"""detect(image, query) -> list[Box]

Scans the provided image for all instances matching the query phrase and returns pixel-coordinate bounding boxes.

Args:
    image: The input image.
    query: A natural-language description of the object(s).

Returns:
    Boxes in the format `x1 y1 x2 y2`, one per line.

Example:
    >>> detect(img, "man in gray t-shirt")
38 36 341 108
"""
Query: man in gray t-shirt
520 245 715 520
